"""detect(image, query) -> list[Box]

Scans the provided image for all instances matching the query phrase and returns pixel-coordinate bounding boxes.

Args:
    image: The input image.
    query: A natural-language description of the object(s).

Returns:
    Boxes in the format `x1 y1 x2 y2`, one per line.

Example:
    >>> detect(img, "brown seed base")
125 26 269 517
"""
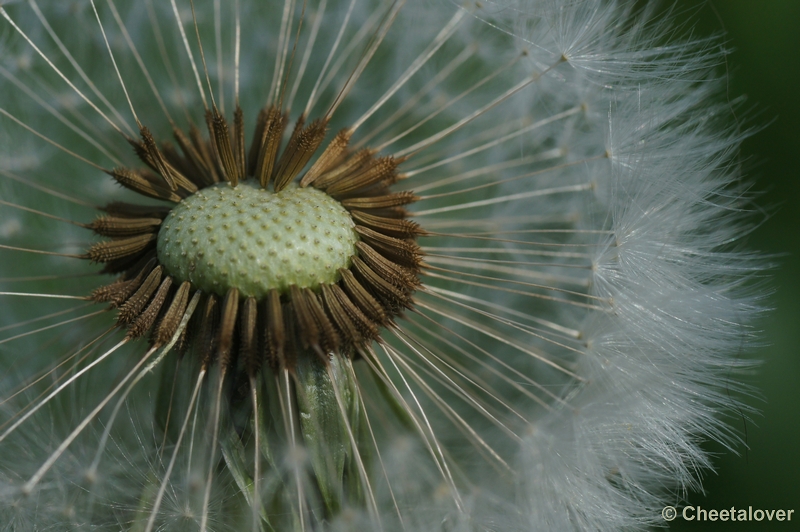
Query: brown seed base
86 106 425 375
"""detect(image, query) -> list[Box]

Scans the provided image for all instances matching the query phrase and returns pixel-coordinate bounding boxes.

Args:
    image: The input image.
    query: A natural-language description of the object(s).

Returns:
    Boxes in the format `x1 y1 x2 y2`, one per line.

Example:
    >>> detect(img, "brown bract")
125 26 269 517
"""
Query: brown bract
86 107 425 375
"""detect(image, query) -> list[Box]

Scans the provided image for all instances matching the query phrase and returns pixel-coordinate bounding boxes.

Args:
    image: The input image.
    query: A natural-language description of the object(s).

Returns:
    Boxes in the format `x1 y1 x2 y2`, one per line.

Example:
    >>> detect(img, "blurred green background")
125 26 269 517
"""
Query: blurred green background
668 1 800 530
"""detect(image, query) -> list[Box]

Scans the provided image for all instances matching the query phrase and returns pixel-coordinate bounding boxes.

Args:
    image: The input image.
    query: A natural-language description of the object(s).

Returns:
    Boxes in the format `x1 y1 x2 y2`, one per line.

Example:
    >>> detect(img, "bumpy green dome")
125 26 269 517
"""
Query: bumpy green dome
157 181 359 298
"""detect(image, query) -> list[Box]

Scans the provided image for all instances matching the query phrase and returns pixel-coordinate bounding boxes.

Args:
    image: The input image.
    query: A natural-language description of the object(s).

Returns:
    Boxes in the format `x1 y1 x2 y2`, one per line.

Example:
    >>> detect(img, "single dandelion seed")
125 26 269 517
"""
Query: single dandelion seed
0 0 766 531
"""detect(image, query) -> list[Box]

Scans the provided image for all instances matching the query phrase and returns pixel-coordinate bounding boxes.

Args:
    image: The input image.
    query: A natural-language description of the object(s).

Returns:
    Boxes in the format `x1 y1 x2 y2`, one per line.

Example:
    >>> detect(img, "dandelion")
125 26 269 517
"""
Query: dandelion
0 0 764 530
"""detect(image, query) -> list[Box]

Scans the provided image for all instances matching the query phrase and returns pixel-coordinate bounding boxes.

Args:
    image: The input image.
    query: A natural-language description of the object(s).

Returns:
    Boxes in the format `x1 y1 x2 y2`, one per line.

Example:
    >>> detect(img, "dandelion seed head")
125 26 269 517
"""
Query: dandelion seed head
0 0 766 530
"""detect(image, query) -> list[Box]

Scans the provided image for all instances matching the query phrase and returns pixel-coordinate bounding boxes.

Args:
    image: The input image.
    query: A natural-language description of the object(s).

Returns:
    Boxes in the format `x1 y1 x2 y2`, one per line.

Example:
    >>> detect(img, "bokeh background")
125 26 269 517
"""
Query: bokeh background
668 1 800 530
